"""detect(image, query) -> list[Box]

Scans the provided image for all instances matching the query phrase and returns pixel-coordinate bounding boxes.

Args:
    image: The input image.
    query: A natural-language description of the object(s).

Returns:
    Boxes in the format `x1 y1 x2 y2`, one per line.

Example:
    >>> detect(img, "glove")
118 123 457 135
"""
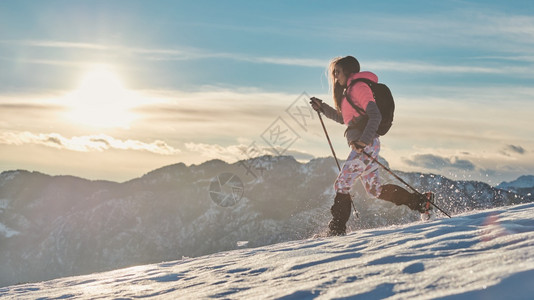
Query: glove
309 97 323 112
350 141 367 153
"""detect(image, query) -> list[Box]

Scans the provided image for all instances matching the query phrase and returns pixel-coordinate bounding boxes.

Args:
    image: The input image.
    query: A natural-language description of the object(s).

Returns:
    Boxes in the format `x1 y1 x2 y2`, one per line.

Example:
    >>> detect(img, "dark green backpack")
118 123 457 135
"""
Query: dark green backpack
345 78 395 136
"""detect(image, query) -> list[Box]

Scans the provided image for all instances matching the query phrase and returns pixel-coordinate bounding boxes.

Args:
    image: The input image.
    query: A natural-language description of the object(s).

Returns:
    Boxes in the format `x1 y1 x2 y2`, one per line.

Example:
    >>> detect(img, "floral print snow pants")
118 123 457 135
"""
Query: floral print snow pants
334 137 381 197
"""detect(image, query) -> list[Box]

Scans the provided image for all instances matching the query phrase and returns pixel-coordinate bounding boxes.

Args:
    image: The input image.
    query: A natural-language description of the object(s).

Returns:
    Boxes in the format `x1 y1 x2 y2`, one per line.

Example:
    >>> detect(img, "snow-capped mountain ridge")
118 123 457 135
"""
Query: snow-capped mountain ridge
497 175 534 196
0 156 532 288
498 174 534 189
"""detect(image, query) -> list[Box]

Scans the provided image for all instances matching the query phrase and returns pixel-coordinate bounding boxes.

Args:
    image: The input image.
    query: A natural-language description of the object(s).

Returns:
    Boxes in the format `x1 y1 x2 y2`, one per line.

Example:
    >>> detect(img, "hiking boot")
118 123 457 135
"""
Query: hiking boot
419 192 434 221
327 193 352 236
326 220 347 237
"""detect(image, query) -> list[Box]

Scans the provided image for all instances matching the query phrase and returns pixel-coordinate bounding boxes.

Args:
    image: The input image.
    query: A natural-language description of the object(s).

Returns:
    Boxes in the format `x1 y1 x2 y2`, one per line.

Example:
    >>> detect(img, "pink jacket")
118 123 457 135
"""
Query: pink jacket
341 71 378 125
319 71 381 145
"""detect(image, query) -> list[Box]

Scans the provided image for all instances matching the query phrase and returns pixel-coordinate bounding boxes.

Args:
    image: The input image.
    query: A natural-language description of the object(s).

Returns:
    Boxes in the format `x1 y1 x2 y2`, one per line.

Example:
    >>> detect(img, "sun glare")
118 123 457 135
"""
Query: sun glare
64 64 140 129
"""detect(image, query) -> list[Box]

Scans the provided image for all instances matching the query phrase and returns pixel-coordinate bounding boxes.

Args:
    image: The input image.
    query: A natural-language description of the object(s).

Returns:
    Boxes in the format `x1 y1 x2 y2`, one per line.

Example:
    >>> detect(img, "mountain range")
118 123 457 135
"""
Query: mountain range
1 155 533 287
497 175 534 196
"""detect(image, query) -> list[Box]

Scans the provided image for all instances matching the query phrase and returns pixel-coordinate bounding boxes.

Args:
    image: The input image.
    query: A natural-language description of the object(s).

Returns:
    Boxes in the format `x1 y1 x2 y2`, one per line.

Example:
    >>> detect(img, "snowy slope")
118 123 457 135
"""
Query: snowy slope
2 202 534 299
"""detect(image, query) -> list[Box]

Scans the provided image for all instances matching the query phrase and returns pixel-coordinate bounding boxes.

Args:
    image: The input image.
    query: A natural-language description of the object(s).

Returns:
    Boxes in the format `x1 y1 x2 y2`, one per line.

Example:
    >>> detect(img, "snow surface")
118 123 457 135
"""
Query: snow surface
2 203 534 299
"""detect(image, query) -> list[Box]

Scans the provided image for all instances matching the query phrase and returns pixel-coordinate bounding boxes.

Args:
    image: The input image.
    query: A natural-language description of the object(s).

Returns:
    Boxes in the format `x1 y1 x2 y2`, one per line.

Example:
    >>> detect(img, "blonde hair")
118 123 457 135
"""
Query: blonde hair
329 56 360 112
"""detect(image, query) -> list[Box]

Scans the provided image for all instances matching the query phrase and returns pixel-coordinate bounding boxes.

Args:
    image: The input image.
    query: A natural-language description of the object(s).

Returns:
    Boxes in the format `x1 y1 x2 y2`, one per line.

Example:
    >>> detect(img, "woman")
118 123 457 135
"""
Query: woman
310 56 432 236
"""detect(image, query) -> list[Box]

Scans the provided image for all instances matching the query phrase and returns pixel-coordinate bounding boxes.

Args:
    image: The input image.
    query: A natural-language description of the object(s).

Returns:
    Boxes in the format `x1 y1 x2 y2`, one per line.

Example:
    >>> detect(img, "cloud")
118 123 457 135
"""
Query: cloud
0 103 62 110
0 40 110 50
0 131 180 155
9 39 533 74
367 60 534 77
242 56 327 68
184 142 281 162
369 60 499 74
403 154 476 171
185 142 248 162
500 144 526 156
1 39 326 68
352 8 534 52
184 142 315 163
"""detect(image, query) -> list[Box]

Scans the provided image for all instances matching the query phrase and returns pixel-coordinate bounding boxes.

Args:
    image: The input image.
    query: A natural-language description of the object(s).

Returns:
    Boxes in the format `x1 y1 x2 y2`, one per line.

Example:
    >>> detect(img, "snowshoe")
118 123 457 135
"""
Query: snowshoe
419 192 434 221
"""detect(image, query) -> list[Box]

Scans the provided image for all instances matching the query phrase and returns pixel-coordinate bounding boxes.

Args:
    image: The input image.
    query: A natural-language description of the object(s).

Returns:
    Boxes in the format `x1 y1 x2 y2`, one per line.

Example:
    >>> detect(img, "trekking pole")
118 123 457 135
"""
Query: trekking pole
316 111 359 218
360 150 452 218
317 111 341 171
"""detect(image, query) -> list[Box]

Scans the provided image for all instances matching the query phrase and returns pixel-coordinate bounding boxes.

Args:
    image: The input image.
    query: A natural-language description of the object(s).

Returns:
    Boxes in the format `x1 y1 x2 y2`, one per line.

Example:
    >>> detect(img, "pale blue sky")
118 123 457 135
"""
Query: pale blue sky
1 0 533 185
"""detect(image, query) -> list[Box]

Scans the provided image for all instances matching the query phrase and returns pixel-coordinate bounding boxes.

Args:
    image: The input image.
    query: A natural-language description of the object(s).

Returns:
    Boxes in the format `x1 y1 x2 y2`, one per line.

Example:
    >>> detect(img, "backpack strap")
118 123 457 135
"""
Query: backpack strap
344 78 375 116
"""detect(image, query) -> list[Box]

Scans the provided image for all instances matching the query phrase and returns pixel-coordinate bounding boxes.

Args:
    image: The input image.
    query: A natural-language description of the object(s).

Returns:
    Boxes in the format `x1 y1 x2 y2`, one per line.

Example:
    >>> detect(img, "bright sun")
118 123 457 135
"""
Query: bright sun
65 64 140 128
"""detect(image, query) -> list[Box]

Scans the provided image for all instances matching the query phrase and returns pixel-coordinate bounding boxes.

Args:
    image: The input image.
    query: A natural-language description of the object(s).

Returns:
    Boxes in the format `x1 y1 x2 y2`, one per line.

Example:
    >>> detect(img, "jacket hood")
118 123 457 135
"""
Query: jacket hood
348 71 378 84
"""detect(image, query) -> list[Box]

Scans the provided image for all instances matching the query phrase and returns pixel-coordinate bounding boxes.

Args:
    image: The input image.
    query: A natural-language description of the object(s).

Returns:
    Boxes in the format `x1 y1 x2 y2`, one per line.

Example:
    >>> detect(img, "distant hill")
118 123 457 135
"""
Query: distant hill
497 175 534 196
